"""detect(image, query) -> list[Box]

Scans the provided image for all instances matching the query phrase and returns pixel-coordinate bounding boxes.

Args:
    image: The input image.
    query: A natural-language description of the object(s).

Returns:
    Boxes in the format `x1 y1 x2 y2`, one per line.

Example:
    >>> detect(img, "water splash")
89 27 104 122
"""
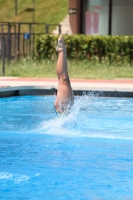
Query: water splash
38 92 133 140
38 92 99 136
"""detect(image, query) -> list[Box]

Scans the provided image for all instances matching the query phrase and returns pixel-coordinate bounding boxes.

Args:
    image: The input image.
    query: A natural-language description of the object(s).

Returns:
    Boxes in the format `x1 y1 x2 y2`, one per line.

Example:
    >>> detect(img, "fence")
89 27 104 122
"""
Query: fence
0 22 62 76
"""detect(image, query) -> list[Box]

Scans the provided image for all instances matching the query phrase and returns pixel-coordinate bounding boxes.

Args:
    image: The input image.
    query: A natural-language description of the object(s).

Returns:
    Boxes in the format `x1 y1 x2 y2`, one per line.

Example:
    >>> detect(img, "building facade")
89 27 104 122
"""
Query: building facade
68 0 133 35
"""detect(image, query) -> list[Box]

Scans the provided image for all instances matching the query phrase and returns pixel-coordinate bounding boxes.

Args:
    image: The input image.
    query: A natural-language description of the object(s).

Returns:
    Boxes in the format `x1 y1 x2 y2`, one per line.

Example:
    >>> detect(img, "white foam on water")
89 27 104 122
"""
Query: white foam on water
0 172 30 184
0 172 13 180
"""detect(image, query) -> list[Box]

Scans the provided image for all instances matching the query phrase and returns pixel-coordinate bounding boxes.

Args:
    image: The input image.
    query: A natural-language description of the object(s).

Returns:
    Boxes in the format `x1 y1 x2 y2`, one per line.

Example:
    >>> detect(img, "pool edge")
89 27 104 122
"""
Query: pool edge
0 86 133 98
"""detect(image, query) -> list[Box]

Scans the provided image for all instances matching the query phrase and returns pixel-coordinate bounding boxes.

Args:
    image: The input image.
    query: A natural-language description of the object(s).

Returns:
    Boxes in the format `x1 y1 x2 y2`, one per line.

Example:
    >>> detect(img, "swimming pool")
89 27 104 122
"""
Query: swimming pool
0 95 133 200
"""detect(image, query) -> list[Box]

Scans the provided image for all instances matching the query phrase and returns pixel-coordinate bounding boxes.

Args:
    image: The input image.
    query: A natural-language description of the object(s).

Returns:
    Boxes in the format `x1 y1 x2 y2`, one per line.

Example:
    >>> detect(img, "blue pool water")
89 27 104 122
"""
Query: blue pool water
0 95 133 200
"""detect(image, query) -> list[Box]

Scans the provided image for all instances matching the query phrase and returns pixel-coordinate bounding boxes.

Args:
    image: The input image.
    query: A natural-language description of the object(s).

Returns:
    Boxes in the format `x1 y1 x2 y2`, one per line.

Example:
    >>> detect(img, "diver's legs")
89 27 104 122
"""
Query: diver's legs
54 35 74 113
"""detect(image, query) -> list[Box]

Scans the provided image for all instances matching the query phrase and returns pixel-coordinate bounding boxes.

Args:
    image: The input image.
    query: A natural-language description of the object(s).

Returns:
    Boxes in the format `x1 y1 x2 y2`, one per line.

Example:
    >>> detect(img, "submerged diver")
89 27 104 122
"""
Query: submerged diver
54 34 74 116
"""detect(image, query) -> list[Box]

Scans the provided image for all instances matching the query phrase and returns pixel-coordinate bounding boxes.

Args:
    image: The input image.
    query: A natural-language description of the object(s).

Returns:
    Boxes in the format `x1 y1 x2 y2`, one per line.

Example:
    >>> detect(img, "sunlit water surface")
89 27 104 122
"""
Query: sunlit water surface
0 95 133 200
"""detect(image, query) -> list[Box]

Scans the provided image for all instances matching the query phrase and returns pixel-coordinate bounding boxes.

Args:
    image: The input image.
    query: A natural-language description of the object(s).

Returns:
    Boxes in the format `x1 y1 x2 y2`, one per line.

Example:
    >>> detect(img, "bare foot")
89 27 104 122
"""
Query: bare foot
56 34 66 54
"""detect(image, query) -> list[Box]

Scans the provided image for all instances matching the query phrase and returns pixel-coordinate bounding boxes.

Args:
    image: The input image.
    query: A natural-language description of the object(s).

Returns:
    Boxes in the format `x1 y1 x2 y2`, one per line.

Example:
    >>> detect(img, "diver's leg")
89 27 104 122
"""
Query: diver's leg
55 34 68 78
54 35 74 113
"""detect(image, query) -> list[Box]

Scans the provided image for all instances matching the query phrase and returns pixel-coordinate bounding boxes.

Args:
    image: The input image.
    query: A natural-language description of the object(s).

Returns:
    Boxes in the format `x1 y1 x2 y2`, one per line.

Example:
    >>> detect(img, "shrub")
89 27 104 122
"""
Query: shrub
36 35 133 64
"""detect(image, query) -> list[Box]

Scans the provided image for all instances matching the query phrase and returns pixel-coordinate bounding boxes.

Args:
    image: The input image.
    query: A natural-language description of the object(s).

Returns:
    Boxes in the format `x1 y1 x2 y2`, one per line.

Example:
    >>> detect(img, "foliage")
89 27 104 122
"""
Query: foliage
36 35 133 64
36 35 58 59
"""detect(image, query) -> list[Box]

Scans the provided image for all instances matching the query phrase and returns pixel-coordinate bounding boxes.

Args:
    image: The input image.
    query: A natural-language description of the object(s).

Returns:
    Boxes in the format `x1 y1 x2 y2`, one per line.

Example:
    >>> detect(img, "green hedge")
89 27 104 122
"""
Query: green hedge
36 35 133 63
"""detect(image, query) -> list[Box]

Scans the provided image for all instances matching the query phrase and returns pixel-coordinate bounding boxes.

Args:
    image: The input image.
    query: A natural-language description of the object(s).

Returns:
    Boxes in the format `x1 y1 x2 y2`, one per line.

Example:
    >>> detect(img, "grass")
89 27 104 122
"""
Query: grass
0 0 68 32
2 59 133 79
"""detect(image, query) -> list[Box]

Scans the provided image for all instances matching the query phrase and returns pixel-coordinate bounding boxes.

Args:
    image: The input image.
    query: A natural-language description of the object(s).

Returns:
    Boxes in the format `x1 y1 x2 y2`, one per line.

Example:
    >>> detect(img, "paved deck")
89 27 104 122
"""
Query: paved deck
0 77 133 97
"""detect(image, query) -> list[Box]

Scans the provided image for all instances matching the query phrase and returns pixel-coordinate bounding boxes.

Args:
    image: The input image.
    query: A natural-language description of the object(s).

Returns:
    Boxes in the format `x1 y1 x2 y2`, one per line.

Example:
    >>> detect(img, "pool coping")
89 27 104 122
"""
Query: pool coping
0 85 133 98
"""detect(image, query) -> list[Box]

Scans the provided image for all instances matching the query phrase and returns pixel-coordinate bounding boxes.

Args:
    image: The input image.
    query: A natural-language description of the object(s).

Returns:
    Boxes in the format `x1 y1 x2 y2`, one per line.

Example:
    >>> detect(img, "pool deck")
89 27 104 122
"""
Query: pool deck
0 77 133 97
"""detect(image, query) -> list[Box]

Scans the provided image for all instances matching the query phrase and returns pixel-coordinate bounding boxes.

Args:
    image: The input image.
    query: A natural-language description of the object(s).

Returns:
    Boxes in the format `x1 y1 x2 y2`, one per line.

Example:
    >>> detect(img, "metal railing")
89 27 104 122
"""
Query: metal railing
0 22 62 76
